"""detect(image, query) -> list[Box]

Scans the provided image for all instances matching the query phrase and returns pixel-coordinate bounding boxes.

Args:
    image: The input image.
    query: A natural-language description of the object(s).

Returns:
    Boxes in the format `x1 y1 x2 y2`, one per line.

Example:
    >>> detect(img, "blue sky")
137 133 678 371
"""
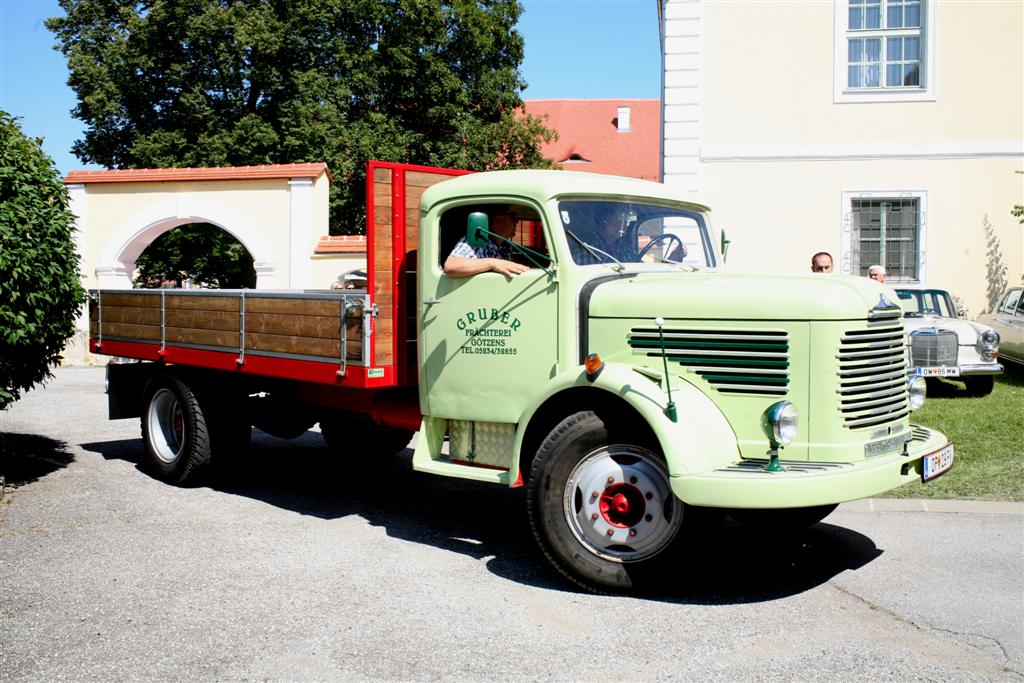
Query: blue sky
0 0 661 177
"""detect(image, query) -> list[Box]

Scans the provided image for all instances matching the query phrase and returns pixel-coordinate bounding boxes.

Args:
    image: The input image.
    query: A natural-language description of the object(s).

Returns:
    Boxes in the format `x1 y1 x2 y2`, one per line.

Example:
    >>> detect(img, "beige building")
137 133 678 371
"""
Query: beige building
661 0 1023 316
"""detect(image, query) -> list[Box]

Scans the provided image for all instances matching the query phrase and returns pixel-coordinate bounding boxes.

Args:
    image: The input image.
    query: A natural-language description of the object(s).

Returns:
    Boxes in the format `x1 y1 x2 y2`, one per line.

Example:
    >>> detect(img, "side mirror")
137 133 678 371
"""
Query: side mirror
720 230 731 262
467 212 490 248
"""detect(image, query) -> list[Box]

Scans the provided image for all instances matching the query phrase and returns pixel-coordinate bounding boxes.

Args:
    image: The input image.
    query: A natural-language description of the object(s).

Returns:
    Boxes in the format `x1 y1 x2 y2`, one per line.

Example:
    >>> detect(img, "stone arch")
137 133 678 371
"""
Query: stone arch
65 163 333 292
96 203 277 289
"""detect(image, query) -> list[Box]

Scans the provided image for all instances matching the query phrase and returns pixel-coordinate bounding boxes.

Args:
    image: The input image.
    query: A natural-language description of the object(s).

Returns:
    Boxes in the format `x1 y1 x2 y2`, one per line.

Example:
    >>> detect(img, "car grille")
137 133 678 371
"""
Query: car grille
629 327 789 396
836 320 909 429
909 330 958 367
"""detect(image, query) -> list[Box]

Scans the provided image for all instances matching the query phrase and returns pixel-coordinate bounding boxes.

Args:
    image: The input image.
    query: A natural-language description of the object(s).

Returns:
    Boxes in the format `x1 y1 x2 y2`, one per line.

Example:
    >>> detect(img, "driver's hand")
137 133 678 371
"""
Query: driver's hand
491 259 530 276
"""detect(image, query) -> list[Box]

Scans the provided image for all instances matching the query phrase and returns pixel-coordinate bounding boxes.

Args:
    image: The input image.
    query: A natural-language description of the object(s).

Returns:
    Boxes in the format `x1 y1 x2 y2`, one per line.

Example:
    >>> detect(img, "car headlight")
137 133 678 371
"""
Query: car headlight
979 329 999 350
760 401 798 447
908 375 927 411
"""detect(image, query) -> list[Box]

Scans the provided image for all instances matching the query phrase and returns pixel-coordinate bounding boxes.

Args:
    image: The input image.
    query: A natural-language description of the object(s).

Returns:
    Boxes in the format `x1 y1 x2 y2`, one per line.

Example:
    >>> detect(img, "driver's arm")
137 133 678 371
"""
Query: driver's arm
443 255 528 277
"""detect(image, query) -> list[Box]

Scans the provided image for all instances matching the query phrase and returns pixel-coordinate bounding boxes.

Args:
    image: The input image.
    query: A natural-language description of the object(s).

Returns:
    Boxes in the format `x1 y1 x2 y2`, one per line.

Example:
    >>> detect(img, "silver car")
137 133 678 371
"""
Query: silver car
978 287 1024 368
894 287 1002 396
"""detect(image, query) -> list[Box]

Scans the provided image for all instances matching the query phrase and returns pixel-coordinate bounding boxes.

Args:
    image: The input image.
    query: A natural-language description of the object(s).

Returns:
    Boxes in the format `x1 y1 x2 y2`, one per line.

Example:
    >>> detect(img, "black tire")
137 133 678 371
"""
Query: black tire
320 414 413 460
962 375 995 397
140 375 212 485
526 411 693 593
727 504 838 530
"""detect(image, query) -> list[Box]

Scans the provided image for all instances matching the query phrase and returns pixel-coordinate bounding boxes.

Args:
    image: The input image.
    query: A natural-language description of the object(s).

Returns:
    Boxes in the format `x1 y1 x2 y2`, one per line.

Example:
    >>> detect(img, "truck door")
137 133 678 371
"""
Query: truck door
418 201 558 423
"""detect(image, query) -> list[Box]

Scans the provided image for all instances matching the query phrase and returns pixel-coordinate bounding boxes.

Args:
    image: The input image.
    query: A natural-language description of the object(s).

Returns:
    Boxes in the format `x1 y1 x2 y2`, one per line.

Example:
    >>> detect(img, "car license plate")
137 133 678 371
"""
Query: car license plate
916 366 960 377
865 433 909 457
922 444 954 481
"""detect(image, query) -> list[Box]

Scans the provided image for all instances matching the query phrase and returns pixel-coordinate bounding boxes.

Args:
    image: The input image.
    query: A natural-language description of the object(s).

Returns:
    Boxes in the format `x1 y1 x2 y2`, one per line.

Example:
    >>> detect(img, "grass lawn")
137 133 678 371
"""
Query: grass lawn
881 364 1024 501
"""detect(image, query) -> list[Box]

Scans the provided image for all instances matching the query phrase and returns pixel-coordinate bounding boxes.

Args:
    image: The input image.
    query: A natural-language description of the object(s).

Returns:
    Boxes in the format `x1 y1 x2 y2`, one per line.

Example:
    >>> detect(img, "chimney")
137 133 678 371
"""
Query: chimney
617 105 631 133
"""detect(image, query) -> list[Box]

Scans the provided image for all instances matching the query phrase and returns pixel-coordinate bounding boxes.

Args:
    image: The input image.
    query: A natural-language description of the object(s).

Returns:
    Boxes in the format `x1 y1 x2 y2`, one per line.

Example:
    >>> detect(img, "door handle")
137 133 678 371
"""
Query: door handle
422 298 442 305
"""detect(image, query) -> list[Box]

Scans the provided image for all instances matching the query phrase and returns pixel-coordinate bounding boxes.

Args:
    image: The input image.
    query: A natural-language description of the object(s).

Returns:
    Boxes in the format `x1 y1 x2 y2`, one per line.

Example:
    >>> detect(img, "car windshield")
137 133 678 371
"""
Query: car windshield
895 289 957 317
557 199 715 269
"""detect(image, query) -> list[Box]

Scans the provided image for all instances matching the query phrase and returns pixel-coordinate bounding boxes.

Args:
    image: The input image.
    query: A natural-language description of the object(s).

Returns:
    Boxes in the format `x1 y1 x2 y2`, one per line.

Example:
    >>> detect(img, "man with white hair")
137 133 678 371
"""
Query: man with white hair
867 264 887 283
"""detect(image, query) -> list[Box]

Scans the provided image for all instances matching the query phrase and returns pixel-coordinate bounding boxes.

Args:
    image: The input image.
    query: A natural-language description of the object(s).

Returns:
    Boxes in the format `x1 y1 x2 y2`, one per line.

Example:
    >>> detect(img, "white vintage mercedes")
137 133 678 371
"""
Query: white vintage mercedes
894 286 1003 396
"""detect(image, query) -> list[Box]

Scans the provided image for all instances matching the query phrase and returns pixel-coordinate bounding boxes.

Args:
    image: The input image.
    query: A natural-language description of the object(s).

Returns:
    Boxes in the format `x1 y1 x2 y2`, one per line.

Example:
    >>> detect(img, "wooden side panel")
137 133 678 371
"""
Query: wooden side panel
373 167 395 367
91 320 162 341
247 332 356 360
99 306 162 326
244 297 340 317
165 327 240 348
91 290 365 362
164 295 239 312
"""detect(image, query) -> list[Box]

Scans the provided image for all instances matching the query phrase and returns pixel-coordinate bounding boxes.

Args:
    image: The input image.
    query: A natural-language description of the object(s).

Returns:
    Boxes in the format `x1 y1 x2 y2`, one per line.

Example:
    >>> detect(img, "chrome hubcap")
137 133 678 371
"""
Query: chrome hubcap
563 446 682 563
148 388 184 464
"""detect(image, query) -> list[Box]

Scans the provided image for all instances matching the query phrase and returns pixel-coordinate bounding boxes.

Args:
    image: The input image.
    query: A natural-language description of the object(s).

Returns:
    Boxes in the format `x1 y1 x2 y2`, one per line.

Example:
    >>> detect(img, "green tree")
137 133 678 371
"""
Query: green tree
0 111 86 408
48 0 556 235
134 224 256 289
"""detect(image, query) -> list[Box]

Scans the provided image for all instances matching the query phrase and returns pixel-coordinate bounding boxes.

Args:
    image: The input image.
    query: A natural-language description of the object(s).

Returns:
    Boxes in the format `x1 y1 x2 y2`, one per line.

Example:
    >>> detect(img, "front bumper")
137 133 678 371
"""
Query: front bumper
671 424 950 509
957 362 1003 376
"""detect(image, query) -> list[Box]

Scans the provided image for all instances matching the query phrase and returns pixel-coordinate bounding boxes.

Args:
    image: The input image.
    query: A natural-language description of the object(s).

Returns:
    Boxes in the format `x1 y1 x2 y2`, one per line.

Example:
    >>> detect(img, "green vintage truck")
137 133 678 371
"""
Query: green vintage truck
94 161 952 592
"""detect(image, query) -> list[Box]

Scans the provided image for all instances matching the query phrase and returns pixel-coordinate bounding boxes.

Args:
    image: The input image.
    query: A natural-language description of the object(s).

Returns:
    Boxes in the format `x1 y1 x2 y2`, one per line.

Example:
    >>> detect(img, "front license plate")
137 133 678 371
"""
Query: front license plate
916 366 960 377
922 444 954 481
865 433 910 457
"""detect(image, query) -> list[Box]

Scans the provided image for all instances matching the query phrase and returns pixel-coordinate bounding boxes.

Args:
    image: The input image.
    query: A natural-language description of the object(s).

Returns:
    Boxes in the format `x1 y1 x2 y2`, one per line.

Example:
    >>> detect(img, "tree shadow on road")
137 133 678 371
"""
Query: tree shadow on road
0 433 75 489
82 430 883 604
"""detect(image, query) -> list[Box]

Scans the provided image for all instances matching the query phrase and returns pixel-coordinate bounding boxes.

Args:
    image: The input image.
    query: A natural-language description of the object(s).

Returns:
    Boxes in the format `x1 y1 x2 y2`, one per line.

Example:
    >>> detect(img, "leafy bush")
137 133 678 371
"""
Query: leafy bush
0 111 85 408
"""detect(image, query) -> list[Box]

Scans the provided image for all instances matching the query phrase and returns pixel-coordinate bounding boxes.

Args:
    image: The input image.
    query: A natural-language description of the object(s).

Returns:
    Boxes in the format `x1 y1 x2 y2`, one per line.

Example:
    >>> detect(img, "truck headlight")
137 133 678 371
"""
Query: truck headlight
908 376 926 410
761 401 798 448
979 329 999 350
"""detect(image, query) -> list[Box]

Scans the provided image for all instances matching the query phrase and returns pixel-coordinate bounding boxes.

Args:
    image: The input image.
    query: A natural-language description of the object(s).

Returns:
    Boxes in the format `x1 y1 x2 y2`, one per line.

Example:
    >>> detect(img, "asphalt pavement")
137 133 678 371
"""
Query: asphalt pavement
1 367 1022 681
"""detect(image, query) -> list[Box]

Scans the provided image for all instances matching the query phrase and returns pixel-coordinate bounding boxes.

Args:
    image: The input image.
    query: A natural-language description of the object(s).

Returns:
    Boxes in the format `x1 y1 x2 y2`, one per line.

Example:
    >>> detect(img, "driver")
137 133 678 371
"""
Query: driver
571 204 635 265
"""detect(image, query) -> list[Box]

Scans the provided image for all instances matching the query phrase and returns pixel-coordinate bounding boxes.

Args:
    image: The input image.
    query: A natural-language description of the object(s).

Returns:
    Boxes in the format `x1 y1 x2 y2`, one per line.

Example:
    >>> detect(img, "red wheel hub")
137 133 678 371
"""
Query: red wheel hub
599 483 645 528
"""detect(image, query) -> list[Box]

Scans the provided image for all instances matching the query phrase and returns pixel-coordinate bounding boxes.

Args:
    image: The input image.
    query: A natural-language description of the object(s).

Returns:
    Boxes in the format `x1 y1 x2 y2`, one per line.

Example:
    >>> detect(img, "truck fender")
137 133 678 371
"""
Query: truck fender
512 362 740 481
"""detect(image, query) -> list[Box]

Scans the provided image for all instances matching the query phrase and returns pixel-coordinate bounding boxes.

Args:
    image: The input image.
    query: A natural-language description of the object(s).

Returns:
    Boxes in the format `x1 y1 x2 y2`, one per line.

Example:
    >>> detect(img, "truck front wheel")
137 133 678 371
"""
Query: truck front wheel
527 411 687 593
141 375 212 485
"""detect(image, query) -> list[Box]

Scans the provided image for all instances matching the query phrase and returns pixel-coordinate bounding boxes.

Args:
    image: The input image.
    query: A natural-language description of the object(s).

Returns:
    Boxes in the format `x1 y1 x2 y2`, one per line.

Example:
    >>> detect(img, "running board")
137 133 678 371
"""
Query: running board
411 417 511 485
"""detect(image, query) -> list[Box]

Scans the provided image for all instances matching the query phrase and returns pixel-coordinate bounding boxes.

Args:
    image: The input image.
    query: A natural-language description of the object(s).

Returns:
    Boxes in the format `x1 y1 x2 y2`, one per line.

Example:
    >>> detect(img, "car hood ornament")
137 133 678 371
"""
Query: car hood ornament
869 293 902 319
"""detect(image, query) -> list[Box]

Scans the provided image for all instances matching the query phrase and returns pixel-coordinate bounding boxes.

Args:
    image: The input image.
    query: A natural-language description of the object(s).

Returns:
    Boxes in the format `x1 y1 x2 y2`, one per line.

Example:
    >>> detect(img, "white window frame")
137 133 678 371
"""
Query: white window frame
841 189 928 283
834 0 937 103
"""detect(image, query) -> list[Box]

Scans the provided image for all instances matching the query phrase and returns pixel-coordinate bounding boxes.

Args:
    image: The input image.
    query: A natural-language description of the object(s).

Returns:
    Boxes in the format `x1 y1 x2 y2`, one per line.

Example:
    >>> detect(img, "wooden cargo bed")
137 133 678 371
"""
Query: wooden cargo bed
89 289 385 387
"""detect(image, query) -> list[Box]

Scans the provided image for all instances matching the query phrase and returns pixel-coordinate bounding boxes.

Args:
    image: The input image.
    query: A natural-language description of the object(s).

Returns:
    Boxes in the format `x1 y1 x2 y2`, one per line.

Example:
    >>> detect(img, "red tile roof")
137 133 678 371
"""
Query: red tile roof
523 99 661 181
63 162 331 184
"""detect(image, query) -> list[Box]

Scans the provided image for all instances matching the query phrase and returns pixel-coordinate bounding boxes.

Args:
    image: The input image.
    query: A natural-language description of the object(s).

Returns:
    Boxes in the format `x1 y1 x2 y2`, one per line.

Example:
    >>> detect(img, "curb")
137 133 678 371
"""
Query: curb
840 499 1024 515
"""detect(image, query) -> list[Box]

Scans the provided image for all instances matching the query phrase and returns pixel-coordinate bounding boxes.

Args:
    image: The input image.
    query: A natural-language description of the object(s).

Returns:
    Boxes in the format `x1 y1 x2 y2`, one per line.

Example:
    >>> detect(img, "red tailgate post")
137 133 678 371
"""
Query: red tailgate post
364 161 471 387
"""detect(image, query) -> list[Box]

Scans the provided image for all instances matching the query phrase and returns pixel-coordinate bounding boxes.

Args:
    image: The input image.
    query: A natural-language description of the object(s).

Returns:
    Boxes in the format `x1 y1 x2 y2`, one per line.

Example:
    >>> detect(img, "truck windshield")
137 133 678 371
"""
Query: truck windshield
557 199 714 269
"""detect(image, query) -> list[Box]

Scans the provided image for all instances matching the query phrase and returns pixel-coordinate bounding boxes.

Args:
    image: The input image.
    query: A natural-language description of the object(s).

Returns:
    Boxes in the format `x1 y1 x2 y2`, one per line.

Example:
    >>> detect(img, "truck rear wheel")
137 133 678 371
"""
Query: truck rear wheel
527 411 688 593
141 375 212 485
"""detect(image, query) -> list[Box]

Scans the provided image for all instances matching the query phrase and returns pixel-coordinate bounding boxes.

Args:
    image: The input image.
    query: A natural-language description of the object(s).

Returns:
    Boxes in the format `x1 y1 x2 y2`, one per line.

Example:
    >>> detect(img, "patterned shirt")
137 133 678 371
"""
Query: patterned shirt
448 236 514 261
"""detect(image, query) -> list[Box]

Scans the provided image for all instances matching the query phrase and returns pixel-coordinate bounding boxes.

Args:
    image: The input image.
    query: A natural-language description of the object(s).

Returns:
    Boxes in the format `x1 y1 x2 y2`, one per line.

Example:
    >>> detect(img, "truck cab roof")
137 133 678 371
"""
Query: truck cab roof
419 169 712 214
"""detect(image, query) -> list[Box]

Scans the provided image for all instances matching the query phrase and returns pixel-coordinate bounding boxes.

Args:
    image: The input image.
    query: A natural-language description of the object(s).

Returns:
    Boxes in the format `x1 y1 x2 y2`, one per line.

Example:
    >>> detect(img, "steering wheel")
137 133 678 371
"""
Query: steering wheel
638 233 686 261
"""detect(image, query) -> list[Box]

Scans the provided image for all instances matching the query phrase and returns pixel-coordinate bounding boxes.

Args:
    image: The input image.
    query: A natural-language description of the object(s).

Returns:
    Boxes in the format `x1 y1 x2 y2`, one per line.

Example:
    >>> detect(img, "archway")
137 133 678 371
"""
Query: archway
133 221 257 289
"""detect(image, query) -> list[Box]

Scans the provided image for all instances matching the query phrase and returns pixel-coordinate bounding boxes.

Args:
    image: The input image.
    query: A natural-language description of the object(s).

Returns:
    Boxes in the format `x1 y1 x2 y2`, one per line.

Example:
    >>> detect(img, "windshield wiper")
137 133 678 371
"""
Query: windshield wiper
564 228 626 272
648 253 697 271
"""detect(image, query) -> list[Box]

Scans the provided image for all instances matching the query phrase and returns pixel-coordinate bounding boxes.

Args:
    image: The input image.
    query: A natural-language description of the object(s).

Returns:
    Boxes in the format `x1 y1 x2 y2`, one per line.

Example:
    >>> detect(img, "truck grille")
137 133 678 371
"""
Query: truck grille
629 328 789 396
836 320 909 429
909 330 958 367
